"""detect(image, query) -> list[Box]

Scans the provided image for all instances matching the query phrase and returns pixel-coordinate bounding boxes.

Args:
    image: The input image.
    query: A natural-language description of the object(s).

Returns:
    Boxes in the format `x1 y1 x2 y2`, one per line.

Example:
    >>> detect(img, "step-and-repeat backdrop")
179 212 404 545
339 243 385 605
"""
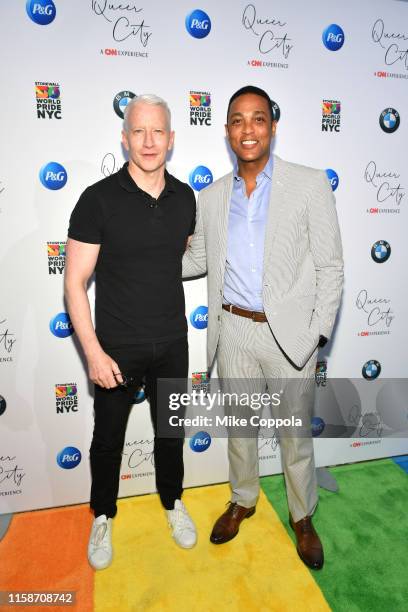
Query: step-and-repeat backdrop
1 0 407 513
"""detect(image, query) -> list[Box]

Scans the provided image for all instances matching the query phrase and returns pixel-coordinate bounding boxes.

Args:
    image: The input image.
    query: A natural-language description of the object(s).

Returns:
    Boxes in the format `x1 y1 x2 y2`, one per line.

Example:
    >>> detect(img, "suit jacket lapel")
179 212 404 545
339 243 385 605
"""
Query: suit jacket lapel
263 155 287 275
217 172 233 285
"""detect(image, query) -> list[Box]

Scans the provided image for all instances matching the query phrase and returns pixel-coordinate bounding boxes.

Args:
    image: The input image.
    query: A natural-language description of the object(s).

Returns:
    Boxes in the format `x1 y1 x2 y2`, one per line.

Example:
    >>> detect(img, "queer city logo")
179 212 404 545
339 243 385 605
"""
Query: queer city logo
243 4 293 69
92 1 151 57
372 19 408 80
364 160 404 214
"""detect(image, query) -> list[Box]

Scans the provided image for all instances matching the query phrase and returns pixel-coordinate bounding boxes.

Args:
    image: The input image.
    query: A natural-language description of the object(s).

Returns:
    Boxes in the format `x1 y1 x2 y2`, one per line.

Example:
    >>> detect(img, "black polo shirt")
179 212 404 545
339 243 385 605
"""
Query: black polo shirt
68 163 196 346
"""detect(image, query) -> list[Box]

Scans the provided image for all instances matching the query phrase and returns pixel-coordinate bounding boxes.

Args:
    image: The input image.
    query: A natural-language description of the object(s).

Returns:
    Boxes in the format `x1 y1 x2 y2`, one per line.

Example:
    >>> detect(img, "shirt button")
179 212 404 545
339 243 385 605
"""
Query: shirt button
250 243 254 247
251 268 256 273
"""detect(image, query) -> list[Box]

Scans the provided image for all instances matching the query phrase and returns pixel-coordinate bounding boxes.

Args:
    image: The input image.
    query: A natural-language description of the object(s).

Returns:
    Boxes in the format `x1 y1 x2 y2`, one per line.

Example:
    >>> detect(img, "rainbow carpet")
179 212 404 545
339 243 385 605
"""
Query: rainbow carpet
1 458 407 611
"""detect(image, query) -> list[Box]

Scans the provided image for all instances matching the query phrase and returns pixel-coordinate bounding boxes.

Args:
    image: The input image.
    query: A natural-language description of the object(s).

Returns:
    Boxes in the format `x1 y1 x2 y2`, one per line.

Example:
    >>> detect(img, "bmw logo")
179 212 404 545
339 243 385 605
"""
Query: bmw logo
379 108 400 133
371 240 391 264
311 417 325 437
113 91 136 119
362 360 381 381
133 387 146 404
271 100 280 123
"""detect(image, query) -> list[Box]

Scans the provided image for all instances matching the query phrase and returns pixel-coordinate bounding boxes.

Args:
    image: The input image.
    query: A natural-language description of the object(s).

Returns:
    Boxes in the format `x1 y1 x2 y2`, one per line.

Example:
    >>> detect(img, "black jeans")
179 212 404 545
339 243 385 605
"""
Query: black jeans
90 336 188 518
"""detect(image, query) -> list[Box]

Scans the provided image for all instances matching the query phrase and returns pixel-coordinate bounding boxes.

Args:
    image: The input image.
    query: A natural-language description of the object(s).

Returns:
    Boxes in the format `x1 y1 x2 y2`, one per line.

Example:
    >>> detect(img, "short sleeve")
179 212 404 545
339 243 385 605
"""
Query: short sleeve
68 187 103 244
188 188 196 235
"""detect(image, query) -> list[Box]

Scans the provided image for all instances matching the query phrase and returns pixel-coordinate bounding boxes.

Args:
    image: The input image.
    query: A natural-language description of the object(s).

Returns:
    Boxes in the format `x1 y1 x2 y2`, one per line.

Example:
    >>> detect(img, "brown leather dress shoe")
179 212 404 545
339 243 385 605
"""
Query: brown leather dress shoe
210 502 256 544
289 514 324 570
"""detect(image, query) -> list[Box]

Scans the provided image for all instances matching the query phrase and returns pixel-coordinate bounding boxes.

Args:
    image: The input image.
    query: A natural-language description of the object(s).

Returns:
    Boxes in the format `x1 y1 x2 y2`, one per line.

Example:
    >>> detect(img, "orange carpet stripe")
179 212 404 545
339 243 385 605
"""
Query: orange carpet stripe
0 504 94 611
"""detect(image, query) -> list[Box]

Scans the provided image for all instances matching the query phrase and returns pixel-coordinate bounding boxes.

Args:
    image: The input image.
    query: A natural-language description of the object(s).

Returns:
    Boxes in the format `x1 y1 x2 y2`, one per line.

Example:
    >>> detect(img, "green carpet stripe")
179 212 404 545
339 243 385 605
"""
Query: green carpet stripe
261 459 408 612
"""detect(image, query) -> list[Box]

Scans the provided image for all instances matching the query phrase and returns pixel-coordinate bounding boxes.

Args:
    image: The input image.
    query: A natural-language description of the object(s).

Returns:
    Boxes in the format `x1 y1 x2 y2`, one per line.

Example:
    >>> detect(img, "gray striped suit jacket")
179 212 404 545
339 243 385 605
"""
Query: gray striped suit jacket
182 155 344 369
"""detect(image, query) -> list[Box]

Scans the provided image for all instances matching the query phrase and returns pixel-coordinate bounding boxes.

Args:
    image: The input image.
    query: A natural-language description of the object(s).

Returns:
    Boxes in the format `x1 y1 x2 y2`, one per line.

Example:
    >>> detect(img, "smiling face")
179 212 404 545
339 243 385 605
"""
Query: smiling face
122 101 174 175
225 93 276 170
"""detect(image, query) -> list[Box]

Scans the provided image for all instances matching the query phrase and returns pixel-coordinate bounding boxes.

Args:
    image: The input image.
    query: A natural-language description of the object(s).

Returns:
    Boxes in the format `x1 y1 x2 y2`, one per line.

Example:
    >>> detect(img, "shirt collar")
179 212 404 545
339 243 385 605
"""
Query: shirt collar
118 162 176 194
233 154 274 182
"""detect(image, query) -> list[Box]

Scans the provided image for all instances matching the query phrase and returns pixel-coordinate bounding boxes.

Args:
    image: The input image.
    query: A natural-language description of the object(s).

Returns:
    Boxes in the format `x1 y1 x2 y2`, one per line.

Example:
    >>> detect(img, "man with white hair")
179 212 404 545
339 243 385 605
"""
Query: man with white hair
65 94 197 570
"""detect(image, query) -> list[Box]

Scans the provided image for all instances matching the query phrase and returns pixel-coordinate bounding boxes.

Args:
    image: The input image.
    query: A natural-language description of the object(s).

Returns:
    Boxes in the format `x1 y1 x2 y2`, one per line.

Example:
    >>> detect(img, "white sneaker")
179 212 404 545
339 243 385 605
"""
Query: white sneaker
167 499 197 549
88 514 113 570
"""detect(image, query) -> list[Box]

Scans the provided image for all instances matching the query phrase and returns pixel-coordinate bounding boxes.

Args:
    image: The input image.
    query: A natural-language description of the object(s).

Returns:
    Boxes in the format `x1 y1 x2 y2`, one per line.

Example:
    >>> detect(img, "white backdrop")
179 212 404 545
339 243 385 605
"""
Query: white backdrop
1 0 408 513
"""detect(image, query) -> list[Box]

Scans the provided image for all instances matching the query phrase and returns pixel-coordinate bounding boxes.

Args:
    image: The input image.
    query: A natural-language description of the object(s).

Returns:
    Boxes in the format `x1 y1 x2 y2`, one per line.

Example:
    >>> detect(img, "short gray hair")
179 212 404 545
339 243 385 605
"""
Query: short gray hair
123 94 171 132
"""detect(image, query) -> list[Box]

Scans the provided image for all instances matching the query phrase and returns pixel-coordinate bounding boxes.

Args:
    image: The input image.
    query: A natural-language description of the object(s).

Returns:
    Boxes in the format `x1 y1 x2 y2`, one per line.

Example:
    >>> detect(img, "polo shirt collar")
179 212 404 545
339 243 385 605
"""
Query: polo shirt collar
118 162 176 194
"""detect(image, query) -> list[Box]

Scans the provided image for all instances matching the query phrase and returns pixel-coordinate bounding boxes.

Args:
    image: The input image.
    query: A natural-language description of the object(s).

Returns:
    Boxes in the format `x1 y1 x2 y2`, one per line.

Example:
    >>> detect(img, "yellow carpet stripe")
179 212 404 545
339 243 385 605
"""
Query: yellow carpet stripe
95 483 330 611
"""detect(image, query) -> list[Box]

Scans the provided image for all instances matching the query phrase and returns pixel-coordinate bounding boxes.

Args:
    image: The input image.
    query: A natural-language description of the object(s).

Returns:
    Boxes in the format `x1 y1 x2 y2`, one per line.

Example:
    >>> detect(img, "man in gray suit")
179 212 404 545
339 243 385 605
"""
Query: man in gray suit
183 85 343 569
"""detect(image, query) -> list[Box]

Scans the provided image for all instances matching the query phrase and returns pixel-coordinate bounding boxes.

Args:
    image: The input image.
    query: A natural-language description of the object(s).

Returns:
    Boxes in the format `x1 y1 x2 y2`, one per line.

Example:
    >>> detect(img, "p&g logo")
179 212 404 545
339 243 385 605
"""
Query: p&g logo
322 24 345 51
185 9 211 39
189 166 213 191
26 0 56 25
326 169 339 191
189 431 211 452
311 417 325 437
39 162 67 190
190 306 208 329
57 446 81 469
50 312 74 338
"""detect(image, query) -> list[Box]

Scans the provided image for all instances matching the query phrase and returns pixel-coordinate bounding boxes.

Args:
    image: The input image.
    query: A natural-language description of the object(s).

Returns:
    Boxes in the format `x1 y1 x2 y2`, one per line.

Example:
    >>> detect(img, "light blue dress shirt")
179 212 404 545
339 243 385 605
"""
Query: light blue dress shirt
223 156 273 312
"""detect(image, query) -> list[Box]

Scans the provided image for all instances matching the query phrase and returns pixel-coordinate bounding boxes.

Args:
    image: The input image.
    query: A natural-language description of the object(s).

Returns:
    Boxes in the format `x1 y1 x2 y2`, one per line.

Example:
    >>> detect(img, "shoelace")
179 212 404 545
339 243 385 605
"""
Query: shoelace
93 523 108 547
171 506 193 534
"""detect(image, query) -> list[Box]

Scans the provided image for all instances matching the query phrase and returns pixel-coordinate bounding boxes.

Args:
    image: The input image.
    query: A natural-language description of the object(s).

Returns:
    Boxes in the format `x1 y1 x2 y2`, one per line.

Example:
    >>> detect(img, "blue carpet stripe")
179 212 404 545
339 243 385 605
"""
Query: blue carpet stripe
392 455 408 474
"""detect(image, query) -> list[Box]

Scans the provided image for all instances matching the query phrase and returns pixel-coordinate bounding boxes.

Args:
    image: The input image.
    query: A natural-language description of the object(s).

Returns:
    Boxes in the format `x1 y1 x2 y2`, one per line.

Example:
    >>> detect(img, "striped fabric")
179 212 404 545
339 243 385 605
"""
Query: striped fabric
217 308 318 522
182 154 344 370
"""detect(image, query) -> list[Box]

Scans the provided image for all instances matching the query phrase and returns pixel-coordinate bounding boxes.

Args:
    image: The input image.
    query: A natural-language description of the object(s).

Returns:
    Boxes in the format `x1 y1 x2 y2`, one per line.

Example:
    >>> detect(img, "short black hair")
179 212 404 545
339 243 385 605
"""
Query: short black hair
227 85 273 122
